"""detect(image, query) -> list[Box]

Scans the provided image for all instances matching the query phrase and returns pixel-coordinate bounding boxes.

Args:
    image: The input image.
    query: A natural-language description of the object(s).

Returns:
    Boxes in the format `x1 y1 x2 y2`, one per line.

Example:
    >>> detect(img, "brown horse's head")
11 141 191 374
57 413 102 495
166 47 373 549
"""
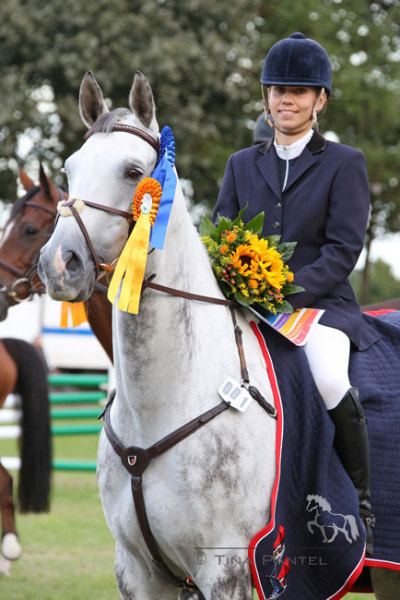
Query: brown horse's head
0 164 66 320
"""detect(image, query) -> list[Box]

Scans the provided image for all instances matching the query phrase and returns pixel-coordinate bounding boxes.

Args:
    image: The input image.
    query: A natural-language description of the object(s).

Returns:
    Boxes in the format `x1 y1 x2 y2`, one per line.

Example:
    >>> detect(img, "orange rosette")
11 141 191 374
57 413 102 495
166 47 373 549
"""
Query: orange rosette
108 178 162 314
131 177 161 225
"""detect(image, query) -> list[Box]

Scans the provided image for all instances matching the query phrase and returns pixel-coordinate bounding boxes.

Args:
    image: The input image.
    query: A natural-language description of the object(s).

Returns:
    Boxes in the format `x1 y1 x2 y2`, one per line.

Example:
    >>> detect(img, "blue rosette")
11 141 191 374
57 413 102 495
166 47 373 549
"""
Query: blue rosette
150 126 177 249
158 126 175 167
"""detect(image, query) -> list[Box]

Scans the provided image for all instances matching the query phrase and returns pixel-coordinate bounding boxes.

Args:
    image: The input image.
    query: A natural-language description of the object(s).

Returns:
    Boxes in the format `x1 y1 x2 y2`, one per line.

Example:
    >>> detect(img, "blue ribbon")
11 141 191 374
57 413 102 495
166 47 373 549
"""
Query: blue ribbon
150 154 177 249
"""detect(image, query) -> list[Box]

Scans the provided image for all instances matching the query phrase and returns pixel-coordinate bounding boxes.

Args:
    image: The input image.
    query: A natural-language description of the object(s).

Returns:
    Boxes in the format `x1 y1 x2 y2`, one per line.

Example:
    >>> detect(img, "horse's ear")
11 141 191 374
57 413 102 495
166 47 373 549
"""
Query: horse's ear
79 71 109 129
129 71 157 130
39 163 59 202
19 167 35 192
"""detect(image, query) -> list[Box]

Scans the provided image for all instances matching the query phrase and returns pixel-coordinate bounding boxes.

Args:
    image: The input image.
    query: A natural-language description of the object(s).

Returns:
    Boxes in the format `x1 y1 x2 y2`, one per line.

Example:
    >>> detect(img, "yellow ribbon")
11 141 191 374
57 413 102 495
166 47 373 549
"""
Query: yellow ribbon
108 178 162 314
60 301 88 327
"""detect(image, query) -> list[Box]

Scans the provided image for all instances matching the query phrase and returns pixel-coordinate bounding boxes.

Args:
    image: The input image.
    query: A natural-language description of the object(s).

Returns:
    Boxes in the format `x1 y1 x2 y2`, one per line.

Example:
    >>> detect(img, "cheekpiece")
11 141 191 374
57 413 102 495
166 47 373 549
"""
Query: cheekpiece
261 32 332 97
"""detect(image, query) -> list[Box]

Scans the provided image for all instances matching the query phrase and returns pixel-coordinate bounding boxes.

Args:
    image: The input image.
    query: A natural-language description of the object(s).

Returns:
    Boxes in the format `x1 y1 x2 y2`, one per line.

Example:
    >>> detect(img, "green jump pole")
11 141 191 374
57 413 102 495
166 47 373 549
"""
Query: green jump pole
53 460 97 471
48 373 109 387
51 408 102 419
51 424 103 435
50 391 107 404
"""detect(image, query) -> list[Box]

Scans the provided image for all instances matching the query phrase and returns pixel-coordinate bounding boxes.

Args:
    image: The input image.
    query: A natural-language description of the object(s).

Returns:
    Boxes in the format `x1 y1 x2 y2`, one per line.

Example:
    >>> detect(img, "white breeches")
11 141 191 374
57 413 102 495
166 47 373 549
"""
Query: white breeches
303 323 351 410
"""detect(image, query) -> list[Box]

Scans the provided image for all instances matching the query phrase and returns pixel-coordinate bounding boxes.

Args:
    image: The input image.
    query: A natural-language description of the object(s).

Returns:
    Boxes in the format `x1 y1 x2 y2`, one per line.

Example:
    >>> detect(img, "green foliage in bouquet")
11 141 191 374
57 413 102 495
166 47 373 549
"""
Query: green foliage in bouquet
200 209 304 313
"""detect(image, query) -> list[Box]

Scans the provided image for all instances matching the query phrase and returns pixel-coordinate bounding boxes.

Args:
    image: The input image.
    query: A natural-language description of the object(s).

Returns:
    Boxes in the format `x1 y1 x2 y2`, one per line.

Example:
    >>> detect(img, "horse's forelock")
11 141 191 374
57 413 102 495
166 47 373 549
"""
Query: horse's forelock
9 186 41 221
84 109 135 139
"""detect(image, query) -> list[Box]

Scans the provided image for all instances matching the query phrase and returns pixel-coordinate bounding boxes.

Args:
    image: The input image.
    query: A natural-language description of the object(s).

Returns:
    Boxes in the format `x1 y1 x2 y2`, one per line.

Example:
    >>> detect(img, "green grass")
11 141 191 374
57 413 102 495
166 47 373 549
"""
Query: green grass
0 470 117 599
0 417 376 599
1 422 118 600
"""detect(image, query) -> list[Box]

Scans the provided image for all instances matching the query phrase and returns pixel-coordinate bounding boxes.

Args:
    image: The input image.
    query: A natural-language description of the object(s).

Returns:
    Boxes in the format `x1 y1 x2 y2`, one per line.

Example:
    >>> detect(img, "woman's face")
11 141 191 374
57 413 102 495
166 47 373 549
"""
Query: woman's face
267 85 326 141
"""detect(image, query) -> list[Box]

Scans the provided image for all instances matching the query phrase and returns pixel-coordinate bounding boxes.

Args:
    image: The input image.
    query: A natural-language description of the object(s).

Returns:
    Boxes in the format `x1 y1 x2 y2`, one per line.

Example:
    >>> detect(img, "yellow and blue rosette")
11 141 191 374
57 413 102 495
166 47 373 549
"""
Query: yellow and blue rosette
107 126 177 315
107 177 162 314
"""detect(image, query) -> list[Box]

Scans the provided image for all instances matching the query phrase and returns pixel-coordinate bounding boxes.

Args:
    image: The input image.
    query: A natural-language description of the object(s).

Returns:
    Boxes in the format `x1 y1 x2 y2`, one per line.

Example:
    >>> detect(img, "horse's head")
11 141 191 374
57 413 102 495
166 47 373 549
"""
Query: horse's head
305 494 318 512
38 71 160 303
0 165 65 320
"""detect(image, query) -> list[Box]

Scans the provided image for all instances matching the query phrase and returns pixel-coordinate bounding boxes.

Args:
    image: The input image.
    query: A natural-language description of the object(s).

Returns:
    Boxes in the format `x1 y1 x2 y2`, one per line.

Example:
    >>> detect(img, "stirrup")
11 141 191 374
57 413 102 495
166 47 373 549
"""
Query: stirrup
359 508 376 529
359 507 375 557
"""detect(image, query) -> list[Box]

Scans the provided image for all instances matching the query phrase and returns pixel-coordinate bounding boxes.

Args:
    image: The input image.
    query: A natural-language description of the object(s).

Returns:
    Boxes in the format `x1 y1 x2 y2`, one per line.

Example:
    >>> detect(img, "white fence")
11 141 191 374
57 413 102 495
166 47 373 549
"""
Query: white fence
0 295 111 370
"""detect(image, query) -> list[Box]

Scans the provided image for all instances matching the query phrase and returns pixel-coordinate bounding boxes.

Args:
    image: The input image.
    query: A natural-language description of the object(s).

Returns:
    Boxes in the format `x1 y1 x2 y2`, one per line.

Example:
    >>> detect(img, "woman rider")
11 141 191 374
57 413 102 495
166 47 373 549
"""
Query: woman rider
213 32 377 556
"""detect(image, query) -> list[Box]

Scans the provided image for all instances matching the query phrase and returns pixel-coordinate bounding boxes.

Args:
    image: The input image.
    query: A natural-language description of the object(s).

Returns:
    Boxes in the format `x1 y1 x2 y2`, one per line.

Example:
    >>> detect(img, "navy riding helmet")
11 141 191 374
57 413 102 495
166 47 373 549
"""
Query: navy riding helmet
261 32 332 97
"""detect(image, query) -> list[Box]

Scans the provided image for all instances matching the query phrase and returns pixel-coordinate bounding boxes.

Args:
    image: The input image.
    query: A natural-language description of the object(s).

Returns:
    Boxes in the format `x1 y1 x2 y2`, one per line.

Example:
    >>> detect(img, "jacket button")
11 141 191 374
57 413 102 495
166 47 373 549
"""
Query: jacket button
276 203 282 209
273 221 280 229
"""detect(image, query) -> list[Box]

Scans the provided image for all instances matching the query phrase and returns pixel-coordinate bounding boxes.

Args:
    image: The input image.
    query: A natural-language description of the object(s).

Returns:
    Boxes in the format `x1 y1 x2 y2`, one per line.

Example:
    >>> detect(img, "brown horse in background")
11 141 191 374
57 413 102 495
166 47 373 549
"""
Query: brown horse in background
0 166 112 573
0 165 113 362
0 337 51 569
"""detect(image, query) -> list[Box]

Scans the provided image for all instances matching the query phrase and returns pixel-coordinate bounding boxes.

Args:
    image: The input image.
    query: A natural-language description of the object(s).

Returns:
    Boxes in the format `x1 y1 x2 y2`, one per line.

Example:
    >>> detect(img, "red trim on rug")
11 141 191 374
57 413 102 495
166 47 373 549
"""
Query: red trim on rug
247 322 366 600
364 309 396 316
365 558 400 570
327 551 366 600
248 321 284 600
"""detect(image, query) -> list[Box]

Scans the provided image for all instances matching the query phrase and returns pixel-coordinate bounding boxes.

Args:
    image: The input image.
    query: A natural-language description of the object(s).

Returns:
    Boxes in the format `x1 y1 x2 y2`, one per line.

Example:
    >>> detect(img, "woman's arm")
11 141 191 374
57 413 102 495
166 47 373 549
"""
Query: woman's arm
287 150 370 308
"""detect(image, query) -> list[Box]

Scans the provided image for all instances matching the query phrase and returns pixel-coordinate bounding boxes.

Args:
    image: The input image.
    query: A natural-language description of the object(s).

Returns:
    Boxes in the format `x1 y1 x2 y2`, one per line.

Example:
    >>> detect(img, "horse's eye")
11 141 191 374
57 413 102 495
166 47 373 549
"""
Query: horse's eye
126 168 142 180
24 225 39 236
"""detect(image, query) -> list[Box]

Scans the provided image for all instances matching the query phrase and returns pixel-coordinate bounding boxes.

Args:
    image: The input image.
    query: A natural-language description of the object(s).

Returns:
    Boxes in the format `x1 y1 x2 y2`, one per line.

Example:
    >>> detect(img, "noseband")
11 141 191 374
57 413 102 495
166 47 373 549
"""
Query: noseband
0 192 60 302
57 198 134 280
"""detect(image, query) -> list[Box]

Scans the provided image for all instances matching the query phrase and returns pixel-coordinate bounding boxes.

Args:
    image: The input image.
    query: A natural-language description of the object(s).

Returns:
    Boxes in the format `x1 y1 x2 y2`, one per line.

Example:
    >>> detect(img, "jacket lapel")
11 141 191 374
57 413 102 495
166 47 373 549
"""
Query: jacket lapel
283 148 318 193
284 131 326 192
256 130 327 195
256 142 282 199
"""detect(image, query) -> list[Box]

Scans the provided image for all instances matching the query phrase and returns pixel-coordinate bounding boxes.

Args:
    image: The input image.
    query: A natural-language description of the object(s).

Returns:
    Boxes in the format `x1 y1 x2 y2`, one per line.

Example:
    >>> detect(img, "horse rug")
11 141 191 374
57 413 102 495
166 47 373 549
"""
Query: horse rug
248 311 400 600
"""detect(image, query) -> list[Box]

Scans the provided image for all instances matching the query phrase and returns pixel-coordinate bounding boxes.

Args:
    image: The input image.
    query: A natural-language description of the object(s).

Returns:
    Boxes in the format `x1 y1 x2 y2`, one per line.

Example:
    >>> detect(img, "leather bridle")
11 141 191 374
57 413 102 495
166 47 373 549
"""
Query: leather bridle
0 193 60 303
56 124 160 279
57 197 134 279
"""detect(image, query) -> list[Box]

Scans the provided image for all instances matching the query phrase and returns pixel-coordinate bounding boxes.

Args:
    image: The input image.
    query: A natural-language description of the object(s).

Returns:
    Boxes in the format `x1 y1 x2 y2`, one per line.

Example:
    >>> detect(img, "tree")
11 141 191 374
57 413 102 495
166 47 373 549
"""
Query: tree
0 0 261 203
1 0 400 300
351 258 400 304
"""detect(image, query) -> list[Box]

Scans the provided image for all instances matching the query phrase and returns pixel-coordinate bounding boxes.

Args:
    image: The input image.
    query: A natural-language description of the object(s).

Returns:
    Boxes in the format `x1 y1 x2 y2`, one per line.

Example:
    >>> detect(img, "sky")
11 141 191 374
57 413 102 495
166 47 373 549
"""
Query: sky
358 233 400 279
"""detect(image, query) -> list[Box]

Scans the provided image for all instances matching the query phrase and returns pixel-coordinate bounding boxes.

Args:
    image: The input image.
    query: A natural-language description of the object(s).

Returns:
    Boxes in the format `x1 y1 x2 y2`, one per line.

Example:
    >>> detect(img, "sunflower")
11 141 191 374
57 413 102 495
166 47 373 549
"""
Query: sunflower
230 244 258 275
199 208 303 312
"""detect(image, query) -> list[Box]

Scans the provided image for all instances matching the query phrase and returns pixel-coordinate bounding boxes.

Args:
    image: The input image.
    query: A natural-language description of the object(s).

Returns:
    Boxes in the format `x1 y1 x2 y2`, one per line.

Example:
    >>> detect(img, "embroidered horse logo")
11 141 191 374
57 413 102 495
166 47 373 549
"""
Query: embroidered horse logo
306 494 359 544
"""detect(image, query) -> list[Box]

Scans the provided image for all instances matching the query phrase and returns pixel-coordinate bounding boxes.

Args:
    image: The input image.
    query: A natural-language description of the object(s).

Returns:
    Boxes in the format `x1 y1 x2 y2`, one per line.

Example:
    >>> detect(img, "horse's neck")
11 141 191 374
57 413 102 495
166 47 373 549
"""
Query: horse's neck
150 183 219 296
112 183 238 441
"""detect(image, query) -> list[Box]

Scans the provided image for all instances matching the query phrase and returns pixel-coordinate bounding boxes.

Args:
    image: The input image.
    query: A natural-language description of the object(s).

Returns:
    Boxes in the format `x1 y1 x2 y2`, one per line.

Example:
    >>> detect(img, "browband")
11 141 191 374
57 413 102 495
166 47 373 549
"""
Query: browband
85 123 160 154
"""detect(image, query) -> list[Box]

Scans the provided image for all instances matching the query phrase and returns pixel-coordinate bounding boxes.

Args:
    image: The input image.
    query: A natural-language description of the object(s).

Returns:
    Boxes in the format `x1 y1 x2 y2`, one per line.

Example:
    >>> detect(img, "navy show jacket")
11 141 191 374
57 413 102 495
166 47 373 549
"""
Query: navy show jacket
213 130 380 350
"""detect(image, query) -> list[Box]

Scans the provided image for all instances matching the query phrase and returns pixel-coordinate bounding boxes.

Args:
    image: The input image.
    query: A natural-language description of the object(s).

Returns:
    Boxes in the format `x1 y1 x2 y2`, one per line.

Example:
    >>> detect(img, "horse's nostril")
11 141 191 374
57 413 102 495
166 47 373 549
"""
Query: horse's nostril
65 252 81 274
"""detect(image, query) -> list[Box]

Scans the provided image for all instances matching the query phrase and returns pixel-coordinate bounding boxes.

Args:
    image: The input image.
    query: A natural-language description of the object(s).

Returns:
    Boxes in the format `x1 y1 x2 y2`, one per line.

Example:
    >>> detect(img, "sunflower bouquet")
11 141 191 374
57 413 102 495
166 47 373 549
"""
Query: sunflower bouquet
200 209 303 314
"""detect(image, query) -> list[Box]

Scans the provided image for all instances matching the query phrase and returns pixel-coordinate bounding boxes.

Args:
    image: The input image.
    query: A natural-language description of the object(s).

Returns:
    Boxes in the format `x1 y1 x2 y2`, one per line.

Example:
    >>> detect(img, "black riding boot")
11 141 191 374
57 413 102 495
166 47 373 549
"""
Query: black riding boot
328 387 375 557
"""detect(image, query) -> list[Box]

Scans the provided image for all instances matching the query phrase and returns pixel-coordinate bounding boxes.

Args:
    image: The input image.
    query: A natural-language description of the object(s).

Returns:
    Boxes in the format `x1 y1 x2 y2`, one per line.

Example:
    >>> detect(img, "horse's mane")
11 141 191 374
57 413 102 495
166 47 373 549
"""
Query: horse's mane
306 493 332 511
84 108 132 139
